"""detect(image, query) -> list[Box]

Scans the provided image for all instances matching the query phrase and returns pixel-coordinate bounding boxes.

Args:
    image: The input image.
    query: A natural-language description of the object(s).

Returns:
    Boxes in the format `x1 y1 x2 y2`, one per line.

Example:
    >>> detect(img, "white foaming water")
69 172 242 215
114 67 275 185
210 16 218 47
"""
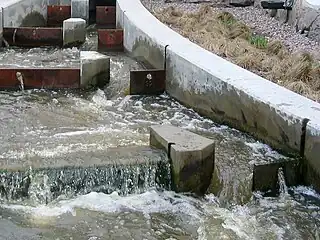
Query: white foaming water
2 188 317 240
278 167 289 199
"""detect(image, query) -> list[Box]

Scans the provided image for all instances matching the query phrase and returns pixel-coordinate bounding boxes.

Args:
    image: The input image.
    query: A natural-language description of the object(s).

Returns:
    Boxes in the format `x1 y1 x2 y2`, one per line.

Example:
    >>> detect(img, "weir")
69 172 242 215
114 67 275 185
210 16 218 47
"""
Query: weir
0 0 319 239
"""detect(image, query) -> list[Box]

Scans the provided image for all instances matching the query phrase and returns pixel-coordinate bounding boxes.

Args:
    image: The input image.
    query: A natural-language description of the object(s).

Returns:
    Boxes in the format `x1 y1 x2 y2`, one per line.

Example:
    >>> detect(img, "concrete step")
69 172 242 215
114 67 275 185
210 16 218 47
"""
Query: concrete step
0 146 171 203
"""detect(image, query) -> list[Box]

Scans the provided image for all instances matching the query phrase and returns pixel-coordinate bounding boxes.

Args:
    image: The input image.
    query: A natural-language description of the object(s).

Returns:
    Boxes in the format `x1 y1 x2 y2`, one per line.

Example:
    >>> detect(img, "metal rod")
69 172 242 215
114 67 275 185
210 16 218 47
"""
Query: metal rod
164 44 169 71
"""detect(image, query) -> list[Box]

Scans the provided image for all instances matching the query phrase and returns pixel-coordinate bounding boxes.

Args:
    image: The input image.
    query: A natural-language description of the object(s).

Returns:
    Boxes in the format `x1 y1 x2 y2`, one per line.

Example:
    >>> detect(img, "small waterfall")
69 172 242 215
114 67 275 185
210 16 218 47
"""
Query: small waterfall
277 167 289 199
16 71 24 91
0 159 171 205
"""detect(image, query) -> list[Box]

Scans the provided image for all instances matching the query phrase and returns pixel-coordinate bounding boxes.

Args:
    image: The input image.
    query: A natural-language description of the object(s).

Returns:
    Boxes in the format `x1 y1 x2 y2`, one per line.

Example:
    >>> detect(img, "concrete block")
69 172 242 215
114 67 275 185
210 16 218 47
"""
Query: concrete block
60 0 72 4
80 51 110 88
63 18 86 47
150 124 215 195
71 0 89 24
48 0 60 4
0 8 3 46
304 121 320 192
48 0 72 4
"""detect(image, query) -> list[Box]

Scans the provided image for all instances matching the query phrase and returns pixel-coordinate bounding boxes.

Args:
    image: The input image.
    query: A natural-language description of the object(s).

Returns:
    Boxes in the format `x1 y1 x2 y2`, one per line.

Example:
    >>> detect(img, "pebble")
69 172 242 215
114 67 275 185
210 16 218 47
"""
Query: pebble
141 0 320 60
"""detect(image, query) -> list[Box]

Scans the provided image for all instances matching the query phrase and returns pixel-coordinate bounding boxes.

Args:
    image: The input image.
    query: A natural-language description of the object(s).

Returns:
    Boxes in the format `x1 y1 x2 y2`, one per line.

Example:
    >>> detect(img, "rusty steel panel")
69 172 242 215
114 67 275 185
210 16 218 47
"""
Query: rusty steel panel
130 69 166 95
98 29 123 51
96 6 116 27
47 5 71 27
0 68 80 90
3 27 63 47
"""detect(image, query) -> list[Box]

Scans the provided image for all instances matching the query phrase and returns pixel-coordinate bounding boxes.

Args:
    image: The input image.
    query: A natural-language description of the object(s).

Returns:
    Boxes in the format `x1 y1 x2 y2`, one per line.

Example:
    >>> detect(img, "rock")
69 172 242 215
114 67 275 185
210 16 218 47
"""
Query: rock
150 124 215 195
63 18 86 47
277 0 320 42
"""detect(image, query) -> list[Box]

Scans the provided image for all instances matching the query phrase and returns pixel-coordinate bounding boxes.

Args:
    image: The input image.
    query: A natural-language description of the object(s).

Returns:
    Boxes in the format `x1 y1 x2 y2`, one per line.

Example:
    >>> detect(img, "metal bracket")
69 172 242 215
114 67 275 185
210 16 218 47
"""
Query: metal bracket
129 45 169 95
129 69 165 95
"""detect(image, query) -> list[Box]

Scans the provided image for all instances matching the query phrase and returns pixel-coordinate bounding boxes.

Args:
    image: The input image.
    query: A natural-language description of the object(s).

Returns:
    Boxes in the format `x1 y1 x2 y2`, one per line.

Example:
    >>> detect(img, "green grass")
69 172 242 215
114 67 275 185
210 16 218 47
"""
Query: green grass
249 35 268 49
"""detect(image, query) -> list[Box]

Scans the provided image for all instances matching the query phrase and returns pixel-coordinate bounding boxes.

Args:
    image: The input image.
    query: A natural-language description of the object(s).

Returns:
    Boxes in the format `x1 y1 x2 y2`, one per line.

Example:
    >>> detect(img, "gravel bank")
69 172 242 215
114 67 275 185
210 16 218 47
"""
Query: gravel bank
141 0 320 60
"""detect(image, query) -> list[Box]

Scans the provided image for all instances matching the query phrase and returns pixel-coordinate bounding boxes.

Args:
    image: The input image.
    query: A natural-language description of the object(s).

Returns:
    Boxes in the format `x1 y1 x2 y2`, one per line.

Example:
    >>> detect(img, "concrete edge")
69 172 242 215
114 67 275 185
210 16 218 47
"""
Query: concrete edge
117 0 320 191
149 124 215 195
80 51 111 88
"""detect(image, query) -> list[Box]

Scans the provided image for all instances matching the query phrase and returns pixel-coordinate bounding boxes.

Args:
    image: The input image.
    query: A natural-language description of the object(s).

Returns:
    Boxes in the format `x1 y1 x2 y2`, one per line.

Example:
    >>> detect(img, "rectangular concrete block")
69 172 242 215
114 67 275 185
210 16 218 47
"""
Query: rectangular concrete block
71 0 89 24
150 124 215 195
80 51 110 88
304 121 320 192
48 0 60 4
63 18 86 47
0 8 3 45
48 0 72 4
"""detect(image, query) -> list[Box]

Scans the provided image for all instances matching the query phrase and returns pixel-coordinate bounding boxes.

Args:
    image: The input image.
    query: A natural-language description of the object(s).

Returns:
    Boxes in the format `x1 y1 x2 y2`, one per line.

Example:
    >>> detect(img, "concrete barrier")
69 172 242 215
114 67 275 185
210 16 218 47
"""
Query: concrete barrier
150 124 215 195
63 18 86 46
116 0 320 192
0 8 3 44
80 51 110 88
1 0 47 27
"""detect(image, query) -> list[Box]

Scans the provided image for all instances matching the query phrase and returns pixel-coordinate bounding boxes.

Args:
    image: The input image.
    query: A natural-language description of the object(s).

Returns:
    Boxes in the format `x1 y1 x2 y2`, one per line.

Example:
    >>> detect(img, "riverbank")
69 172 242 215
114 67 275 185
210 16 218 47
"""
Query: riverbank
142 0 320 102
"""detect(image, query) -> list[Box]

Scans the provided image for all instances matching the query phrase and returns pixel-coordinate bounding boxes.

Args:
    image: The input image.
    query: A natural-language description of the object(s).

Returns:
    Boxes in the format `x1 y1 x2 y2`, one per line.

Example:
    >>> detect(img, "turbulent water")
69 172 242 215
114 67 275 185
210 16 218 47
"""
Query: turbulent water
0 29 319 239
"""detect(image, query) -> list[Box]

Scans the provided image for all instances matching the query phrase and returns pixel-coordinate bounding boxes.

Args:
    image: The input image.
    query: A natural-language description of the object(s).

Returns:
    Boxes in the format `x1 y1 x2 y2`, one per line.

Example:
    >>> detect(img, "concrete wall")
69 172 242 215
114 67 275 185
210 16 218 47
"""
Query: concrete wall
1 0 47 27
0 8 3 43
116 0 320 191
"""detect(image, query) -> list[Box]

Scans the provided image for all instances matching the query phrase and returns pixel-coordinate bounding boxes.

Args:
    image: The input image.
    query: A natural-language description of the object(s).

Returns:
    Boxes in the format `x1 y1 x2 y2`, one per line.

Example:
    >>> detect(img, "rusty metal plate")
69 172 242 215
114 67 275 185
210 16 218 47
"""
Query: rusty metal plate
3 27 63 47
0 68 80 90
47 5 71 27
98 29 123 51
96 6 116 27
130 69 166 95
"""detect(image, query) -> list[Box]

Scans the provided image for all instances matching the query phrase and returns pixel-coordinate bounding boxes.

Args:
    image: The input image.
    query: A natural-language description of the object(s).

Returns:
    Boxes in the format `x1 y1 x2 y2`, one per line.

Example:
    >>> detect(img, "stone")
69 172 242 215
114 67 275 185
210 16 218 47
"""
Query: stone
71 0 89 24
63 18 86 47
80 51 110 88
150 124 215 195
277 0 320 42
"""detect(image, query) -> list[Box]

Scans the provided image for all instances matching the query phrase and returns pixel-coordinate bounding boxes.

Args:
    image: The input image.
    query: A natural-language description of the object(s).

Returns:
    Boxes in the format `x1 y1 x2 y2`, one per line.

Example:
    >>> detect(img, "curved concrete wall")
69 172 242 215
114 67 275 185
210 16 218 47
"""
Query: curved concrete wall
116 0 320 191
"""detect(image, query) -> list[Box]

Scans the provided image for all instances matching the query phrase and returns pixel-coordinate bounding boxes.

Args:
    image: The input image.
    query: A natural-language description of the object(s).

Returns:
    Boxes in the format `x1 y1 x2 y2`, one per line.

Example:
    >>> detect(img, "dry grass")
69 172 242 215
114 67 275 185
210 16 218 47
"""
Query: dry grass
154 5 320 102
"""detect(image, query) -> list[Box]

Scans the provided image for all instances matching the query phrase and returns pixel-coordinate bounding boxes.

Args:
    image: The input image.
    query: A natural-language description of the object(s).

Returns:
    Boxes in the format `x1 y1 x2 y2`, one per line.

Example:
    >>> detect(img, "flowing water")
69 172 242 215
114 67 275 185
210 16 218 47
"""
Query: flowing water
0 27 319 240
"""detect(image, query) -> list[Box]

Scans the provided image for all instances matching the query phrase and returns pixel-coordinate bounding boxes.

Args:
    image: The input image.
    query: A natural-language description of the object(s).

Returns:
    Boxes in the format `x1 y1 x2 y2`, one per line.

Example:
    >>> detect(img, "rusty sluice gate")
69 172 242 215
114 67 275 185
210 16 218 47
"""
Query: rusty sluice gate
130 70 166 95
3 27 63 47
47 5 71 27
0 69 80 90
98 29 124 51
96 6 116 28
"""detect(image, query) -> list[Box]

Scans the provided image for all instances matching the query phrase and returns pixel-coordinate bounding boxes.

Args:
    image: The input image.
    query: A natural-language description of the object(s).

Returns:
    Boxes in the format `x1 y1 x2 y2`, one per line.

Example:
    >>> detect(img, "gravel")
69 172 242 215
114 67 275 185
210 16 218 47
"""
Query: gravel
141 0 320 60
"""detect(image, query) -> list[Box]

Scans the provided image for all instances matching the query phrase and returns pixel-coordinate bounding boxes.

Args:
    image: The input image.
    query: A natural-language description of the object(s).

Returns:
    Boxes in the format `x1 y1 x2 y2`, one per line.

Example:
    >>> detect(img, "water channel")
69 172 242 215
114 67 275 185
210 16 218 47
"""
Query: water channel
0 26 319 240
